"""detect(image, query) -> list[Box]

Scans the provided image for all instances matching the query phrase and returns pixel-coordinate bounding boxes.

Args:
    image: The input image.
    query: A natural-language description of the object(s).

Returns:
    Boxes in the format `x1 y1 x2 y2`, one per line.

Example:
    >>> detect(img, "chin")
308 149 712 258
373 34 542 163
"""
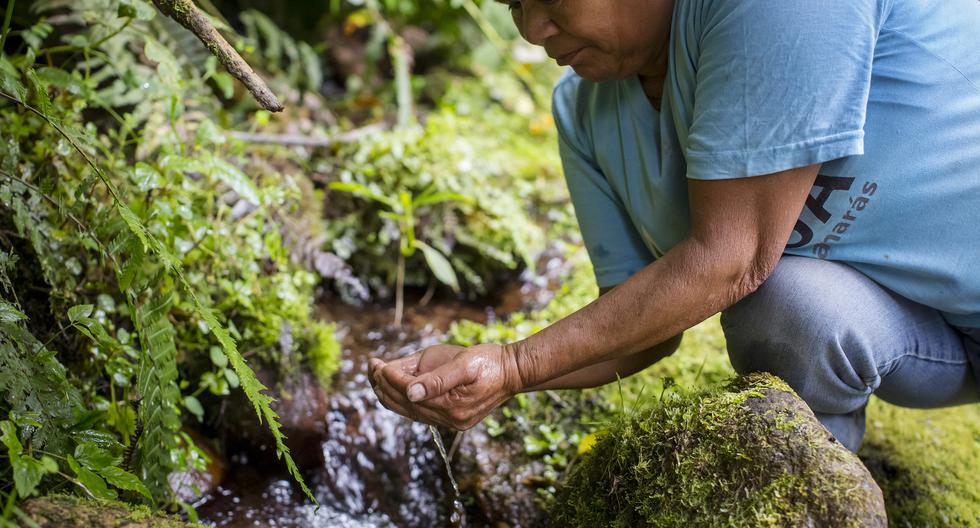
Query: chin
570 64 629 82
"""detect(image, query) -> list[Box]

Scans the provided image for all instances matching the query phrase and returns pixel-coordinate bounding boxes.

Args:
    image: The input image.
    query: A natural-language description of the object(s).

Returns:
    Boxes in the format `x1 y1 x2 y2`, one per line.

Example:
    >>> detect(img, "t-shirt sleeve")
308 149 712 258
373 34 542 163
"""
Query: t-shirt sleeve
553 91 654 288
684 0 883 180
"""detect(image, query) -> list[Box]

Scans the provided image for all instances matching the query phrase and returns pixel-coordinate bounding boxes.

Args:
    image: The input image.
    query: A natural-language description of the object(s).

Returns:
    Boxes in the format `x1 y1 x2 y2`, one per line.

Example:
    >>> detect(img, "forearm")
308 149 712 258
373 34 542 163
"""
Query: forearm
522 333 682 392
505 237 762 391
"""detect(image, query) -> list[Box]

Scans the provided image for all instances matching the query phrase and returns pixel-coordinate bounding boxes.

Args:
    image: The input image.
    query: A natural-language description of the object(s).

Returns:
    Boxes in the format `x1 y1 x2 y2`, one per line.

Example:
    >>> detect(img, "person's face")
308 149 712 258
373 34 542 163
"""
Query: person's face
499 0 673 81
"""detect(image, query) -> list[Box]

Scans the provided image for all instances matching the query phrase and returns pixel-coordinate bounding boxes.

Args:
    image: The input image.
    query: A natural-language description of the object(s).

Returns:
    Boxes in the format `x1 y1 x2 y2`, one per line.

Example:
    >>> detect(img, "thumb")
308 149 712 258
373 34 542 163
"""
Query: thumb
407 359 474 402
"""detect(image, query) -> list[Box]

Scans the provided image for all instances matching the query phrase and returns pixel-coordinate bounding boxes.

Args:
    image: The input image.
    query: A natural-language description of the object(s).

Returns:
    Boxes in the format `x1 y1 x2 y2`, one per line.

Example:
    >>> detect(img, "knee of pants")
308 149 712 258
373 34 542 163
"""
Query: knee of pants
720 259 881 414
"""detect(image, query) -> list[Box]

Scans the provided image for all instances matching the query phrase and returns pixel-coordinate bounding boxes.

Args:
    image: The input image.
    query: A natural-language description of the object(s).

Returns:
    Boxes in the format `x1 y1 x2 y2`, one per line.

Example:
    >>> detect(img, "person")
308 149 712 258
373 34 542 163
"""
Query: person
370 0 980 452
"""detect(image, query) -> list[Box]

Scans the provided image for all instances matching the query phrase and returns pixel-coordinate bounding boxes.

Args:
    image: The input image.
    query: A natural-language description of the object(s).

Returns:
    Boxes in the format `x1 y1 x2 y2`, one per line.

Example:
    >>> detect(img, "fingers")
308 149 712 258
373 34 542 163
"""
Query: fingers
369 354 419 382
402 359 476 403
373 367 450 427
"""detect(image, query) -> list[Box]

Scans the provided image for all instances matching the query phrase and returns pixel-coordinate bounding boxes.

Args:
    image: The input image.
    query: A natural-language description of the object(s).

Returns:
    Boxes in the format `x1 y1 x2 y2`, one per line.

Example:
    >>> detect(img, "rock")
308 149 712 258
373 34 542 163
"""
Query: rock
551 373 887 527
453 422 550 528
21 494 194 527
168 428 227 504
217 367 329 470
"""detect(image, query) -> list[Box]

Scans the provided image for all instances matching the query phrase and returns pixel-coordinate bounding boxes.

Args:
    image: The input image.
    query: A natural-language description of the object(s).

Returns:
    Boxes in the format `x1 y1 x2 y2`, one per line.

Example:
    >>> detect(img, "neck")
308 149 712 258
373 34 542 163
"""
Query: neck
637 31 671 110
637 0 674 109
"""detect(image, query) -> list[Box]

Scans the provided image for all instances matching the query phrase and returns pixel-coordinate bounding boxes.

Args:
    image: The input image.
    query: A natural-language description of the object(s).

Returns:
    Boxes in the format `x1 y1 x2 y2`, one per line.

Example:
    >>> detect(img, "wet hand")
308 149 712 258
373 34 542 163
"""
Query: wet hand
369 343 522 431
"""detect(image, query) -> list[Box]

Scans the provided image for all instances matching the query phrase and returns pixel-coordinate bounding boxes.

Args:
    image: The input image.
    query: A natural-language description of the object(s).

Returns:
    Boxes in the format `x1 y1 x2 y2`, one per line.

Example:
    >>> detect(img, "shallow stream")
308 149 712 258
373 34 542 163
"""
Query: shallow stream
195 252 567 527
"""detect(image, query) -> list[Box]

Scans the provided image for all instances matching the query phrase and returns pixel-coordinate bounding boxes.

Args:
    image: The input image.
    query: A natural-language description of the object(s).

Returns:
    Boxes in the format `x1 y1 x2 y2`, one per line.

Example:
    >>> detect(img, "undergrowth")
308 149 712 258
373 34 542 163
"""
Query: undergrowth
0 0 340 518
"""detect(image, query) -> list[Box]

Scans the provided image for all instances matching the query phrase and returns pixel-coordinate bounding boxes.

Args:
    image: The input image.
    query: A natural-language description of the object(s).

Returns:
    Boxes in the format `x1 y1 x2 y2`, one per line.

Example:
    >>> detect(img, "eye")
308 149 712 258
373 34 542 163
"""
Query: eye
507 0 522 11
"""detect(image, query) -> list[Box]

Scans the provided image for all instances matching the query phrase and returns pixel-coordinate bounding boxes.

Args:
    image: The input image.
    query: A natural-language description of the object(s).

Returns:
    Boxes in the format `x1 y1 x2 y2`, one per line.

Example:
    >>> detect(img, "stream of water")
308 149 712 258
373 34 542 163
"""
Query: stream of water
195 248 569 527
429 425 465 527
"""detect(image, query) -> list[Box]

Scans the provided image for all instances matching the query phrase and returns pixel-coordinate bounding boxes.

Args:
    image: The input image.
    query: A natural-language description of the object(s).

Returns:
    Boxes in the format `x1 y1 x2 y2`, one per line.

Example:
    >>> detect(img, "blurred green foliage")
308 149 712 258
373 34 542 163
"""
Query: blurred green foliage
325 81 563 298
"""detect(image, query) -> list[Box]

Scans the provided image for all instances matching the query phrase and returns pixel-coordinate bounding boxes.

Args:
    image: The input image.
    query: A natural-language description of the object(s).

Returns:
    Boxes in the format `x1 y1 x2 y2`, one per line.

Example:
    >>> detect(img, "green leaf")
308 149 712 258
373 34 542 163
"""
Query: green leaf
98 466 152 500
413 240 460 292
208 157 261 206
71 430 123 451
26 69 53 117
35 67 80 96
106 402 137 445
67 304 95 323
209 346 228 368
328 181 395 207
118 0 157 21
74 443 121 471
0 300 26 323
223 368 240 389
212 72 234 99
183 395 204 421
0 421 23 456
183 293 318 505
0 57 26 101
68 454 116 500
413 190 475 207
12 455 57 498
131 162 163 192
142 38 180 85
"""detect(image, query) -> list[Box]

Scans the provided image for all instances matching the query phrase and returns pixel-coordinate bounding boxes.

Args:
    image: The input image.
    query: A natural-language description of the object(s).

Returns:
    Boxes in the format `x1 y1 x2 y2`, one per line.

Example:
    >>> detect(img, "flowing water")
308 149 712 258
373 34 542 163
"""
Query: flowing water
196 248 570 527
429 425 465 527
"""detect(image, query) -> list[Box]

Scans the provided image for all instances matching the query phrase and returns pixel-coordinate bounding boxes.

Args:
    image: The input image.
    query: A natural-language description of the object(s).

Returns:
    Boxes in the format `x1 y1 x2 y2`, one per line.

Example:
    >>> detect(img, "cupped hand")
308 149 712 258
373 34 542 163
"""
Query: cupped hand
369 343 523 431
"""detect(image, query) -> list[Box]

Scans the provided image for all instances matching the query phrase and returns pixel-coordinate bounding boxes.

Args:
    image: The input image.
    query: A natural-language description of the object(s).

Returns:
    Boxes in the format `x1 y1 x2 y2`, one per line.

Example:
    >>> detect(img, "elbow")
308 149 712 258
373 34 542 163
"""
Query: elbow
726 249 779 304
684 233 781 308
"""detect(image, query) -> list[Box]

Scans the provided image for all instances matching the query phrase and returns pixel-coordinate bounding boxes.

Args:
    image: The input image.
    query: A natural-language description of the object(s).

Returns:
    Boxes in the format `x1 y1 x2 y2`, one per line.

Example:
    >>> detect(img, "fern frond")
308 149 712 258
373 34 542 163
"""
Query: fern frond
183 294 318 505
133 290 181 501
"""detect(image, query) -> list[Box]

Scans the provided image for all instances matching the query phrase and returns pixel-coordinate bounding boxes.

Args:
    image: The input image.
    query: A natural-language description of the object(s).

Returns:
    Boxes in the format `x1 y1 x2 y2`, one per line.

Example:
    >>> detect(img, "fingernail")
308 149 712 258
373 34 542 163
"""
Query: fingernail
408 384 426 402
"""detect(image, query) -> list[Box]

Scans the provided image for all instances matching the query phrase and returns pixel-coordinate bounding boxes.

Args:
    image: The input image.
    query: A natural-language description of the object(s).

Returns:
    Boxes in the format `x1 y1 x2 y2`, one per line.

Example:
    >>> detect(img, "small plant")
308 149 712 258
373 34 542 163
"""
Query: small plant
330 181 471 325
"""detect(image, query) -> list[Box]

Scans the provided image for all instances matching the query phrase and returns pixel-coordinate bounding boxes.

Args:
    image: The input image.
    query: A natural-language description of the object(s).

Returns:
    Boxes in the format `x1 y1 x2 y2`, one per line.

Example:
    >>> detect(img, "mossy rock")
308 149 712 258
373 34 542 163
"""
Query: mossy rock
551 373 886 527
860 398 980 526
21 494 198 528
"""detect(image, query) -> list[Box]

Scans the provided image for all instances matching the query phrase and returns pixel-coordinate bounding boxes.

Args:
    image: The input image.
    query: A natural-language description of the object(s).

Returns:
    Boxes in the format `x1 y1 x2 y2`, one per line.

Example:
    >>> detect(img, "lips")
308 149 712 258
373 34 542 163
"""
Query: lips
553 47 584 66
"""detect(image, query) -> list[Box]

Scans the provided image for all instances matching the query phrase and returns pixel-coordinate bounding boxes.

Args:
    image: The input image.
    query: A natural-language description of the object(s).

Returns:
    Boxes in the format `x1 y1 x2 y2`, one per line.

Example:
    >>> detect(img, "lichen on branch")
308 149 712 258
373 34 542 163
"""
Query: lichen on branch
151 0 284 112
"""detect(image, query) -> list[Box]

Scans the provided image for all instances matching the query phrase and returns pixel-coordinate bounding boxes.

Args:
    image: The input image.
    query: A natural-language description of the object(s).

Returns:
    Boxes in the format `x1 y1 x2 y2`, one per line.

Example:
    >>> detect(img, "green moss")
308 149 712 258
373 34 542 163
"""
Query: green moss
22 493 203 527
860 398 980 527
306 321 341 387
550 374 881 528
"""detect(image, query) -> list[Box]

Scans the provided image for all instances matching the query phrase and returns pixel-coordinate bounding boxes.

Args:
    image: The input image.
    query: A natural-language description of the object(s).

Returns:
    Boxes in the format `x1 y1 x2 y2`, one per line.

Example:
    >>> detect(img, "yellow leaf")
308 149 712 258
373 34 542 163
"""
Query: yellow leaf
577 432 598 456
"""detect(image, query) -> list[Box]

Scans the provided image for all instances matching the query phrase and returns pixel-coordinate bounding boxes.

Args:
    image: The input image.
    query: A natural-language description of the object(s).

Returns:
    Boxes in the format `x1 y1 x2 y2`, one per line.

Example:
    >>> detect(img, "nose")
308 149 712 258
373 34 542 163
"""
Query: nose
518 2 560 46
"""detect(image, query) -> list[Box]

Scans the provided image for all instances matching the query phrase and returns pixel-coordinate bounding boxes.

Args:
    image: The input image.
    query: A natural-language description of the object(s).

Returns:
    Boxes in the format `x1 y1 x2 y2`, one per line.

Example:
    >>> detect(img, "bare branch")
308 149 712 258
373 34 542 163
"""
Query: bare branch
228 123 388 147
151 0 284 112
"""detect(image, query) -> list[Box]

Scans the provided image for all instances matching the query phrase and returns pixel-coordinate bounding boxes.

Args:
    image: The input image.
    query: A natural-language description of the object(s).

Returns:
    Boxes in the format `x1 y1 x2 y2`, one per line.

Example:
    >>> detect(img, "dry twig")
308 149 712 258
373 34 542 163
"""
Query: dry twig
151 0 284 112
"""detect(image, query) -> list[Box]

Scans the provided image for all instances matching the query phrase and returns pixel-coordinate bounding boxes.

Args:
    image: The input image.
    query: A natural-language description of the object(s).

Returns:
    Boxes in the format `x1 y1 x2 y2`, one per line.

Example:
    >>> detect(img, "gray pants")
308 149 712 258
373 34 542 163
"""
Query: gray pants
722 255 980 452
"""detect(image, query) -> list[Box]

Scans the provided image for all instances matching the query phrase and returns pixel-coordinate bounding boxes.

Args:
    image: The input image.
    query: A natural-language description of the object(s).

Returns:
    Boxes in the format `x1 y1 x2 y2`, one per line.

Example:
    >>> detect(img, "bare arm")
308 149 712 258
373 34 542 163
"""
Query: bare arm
372 164 820 431
505 165 821 391
522 286 681 391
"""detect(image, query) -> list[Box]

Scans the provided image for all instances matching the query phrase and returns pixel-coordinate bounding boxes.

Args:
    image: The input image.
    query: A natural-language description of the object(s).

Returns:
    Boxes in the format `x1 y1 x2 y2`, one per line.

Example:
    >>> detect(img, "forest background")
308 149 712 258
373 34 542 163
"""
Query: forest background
0 0 977 526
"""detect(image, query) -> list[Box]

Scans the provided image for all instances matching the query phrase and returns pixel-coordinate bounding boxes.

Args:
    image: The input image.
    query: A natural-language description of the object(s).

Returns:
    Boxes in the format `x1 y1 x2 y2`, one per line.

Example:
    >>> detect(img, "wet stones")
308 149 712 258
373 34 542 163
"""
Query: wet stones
168 428 227 504
453 423 551 528
217 367 330 470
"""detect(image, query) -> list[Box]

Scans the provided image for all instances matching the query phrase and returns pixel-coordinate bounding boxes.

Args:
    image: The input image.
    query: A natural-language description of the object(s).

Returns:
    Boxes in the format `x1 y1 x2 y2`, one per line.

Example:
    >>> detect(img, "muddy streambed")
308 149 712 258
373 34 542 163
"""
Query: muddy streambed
195 255 569 527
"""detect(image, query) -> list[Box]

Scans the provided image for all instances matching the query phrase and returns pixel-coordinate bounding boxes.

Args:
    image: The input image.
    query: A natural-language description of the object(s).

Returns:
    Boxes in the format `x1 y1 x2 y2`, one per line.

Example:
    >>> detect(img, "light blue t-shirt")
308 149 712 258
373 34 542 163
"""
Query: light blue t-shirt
554 0 980 328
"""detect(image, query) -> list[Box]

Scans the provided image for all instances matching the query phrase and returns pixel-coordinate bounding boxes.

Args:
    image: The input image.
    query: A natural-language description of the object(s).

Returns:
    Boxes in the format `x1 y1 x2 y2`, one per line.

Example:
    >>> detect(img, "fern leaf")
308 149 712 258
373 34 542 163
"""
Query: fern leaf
133 291 181 501
184 292 318 505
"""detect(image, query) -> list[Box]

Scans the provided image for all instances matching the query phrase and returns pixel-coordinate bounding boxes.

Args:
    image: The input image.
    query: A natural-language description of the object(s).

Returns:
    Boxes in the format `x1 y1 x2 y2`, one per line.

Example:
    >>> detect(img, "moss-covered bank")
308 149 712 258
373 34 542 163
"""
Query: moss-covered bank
860 399 980 527
21 494 200 527
550 373 885 527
